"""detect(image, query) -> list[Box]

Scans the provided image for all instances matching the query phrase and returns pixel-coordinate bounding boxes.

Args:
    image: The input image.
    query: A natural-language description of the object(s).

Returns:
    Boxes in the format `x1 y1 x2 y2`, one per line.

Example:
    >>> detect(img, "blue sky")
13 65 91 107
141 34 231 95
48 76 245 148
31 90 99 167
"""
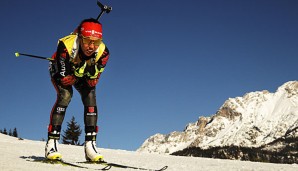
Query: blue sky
0 0 297 151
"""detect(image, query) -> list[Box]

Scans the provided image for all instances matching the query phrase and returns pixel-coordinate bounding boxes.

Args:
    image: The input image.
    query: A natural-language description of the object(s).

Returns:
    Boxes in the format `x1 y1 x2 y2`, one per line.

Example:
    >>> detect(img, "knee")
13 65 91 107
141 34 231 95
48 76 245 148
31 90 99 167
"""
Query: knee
82 89 97 106
58 90 73 106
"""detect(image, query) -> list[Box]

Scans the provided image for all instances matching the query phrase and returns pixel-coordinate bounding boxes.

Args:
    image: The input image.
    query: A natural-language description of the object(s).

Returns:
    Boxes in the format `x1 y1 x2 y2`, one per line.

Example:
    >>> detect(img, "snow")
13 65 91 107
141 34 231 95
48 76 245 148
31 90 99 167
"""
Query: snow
1 133 297 171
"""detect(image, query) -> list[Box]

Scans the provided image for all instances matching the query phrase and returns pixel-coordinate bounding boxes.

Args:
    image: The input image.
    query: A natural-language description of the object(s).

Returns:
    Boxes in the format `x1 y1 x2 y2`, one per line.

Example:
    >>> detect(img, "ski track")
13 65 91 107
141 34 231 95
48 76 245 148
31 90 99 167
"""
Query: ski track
0 134 297 171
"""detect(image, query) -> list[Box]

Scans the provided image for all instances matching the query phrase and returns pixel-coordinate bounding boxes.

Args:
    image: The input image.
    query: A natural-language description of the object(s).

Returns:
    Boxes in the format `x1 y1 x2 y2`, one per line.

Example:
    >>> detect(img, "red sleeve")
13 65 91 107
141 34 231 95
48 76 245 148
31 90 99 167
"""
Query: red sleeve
98 46 110 68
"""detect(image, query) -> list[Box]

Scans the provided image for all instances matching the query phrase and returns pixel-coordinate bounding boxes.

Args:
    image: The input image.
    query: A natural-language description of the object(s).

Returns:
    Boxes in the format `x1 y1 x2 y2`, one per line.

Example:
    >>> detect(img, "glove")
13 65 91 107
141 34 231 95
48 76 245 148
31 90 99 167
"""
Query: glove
61 75 76 86
87 79 98 87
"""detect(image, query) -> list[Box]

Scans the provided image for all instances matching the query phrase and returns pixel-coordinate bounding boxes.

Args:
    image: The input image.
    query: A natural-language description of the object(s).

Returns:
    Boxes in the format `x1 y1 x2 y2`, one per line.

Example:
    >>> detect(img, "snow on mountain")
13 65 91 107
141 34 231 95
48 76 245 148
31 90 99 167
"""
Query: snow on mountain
1 133 298 171
137 81 298 155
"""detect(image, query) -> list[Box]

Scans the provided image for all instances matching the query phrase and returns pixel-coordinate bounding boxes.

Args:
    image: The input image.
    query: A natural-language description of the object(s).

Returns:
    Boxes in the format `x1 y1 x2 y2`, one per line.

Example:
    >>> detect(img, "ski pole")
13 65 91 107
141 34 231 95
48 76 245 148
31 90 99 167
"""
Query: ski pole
15 52 54 61
96 0 112 21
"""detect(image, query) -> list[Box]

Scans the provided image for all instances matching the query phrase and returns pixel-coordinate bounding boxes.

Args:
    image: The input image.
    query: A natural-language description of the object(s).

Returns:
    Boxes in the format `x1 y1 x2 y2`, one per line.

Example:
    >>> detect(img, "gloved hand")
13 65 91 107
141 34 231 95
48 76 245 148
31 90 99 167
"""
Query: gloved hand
87 79 98 87
61 75 76 86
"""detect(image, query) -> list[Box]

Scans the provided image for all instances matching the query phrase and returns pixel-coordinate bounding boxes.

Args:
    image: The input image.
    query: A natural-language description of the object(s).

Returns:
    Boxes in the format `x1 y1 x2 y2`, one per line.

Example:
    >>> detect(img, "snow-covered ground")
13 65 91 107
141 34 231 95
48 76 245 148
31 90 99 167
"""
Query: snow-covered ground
0 133 297 171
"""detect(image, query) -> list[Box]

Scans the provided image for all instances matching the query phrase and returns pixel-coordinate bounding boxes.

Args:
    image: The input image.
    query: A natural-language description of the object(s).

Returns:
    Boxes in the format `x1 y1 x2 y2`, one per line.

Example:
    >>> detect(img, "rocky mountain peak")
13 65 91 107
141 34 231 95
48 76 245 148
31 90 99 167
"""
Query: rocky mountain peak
137 81 298 160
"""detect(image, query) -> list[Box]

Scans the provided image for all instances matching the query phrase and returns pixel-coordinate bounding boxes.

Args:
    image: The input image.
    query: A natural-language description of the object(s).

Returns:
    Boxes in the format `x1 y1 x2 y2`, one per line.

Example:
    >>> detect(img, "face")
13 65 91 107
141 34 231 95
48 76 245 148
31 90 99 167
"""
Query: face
79 36 102 56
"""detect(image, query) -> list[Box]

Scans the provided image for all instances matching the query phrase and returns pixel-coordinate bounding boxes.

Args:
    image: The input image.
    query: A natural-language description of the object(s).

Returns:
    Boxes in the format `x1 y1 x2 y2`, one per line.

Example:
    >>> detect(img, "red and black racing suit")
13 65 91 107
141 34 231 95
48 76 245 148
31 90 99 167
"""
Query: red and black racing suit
48 41 109 141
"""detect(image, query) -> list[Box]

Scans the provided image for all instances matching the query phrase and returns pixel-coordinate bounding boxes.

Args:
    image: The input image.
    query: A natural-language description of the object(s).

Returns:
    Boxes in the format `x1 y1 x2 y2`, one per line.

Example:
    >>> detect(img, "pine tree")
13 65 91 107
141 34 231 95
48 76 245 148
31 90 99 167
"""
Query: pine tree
62 116 82 145
3 128 7 135
9 129 13 136
13 128 18 137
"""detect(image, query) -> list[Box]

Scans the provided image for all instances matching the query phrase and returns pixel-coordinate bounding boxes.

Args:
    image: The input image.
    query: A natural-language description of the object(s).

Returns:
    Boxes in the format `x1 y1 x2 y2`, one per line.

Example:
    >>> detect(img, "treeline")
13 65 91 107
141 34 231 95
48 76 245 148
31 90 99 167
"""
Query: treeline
0 127 18 137
1 116 81 145
172 141 298 164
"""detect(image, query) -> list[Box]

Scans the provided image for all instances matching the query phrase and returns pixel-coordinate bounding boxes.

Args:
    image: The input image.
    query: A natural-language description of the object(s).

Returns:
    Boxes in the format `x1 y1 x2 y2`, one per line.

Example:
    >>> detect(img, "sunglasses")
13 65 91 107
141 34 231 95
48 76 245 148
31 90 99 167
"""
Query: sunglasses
80 36 102 46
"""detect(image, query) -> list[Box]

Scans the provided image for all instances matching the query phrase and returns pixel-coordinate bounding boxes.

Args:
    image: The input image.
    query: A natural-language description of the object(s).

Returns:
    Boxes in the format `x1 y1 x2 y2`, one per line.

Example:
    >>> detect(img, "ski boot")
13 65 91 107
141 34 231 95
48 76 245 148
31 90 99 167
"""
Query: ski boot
85 140 104 162
45 138 62 160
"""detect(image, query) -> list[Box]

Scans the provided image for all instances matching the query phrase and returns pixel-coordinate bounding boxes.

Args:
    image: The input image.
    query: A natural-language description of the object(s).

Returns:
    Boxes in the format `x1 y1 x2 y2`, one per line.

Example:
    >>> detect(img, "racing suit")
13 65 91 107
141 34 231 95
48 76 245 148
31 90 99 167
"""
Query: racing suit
48 34 109 141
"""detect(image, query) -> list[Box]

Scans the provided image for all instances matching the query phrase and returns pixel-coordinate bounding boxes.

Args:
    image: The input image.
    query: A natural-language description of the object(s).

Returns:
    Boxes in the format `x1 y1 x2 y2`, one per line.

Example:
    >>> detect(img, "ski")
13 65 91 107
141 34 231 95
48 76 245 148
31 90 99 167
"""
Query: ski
41 159 90 169
26 157 112 170
78 161 168 171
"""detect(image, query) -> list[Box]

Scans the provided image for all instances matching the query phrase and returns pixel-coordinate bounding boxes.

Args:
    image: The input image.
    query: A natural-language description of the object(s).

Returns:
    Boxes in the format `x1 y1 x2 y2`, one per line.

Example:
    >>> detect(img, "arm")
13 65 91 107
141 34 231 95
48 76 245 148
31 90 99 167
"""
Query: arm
86 47 110 87
56 41 76 85
97 46 110 78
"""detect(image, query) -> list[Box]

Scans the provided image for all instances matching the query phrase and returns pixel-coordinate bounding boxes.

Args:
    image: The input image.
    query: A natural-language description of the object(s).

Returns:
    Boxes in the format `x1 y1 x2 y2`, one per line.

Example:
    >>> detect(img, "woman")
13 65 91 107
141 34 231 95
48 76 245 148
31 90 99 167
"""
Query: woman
45 18 110 162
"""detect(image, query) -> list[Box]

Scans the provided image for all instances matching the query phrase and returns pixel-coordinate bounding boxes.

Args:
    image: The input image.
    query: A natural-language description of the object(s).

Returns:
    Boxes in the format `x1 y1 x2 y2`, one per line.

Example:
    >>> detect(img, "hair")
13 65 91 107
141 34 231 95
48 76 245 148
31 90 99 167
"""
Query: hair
77 18 102 35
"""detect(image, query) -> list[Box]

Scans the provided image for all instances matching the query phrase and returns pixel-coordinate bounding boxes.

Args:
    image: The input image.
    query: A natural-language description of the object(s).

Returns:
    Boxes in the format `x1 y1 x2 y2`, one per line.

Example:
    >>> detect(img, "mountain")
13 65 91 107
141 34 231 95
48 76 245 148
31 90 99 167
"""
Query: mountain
3 133 298 171
137 81 298 164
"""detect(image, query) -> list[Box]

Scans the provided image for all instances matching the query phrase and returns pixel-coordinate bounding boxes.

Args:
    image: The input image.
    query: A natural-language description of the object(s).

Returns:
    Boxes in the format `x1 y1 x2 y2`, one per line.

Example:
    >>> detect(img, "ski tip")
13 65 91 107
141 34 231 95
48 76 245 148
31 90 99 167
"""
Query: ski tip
15 52 20 57
160 166 168 171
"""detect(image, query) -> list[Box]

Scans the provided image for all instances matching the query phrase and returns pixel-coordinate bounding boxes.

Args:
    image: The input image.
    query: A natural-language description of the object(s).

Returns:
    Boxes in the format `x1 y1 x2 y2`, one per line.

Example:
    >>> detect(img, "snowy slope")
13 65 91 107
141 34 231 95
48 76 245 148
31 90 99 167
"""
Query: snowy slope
138 81 298 155
1 133 297 171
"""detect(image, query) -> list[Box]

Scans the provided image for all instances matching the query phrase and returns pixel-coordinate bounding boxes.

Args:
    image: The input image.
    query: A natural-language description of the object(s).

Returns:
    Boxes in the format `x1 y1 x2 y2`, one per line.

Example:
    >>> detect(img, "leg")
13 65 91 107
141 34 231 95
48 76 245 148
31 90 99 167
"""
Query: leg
75 81 103 161
82 88 98 140
48 79 73 139
46 79 73 160
74 81 98 139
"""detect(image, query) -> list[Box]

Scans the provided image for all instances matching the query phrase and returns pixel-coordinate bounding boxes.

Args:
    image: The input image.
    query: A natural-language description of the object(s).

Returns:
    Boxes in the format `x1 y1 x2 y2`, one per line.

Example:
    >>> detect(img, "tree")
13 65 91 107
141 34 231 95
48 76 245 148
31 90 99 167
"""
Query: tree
62 116 82 145
13 128 18 137
9 129 13 136
3 128 7 135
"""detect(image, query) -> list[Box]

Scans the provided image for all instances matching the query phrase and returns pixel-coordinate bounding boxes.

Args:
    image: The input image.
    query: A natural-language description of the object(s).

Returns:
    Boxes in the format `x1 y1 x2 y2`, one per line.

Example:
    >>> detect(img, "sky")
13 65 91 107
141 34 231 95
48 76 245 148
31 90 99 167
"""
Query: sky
0 0 297 151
